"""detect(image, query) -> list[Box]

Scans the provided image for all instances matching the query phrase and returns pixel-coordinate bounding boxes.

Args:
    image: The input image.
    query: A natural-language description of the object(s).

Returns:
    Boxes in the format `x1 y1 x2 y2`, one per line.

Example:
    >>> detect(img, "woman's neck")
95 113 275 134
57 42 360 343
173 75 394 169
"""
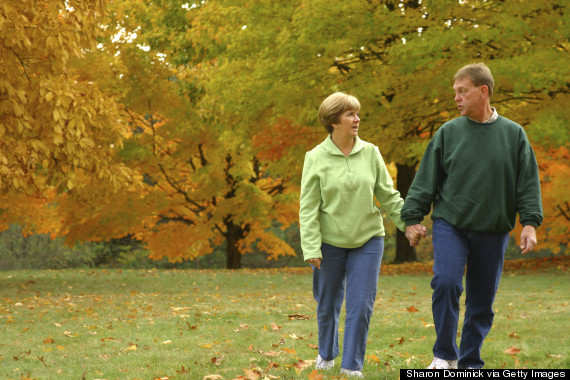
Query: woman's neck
331 133 355 156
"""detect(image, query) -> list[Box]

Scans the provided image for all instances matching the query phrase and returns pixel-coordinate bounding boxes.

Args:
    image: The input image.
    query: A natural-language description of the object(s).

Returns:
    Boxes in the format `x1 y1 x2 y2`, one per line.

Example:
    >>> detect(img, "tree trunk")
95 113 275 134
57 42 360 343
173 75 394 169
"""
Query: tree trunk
394 163 418 263
225 219 244 269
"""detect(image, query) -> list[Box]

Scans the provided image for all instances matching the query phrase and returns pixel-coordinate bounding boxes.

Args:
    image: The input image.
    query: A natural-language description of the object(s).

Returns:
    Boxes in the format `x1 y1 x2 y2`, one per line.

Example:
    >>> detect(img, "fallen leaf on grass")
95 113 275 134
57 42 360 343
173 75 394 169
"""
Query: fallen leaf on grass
186 321 198 330
509 332 520 339
547 354 562 359
288 334 303 340
367 354 381 364
203 375 223 380
406 306 419 313
211 356 225 366
272 338 285 347
294 359 313 372
308 370 325 380
43 338 54 344
177 365 190 374
271 322 281 331
288 314 310 320
243 368 262 380
504 346 521 355
266 361 279 370
161 340 173 345
234 324 249 332
123 344 138 351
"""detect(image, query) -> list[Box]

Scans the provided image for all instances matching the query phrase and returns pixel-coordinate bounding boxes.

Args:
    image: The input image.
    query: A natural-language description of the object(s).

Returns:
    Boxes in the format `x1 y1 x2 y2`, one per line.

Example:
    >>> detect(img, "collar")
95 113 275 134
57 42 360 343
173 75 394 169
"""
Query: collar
322 135 365 156
469 107 498 124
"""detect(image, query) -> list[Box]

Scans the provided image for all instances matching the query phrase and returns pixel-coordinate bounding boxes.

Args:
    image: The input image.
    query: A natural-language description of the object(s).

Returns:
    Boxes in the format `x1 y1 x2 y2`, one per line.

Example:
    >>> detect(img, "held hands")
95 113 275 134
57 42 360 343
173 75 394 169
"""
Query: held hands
405 224 427 247
520 225 537 254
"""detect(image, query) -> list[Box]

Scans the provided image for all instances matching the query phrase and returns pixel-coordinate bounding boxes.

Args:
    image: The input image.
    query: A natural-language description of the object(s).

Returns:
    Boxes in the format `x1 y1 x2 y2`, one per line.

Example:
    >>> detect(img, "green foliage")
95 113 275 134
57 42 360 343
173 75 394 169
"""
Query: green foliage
525 111 570 149
4 0 567 268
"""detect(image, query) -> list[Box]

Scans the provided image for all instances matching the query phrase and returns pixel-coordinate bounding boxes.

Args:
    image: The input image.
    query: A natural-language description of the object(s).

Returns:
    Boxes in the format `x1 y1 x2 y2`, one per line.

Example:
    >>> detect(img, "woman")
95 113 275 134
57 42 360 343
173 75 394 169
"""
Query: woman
300 92 416 377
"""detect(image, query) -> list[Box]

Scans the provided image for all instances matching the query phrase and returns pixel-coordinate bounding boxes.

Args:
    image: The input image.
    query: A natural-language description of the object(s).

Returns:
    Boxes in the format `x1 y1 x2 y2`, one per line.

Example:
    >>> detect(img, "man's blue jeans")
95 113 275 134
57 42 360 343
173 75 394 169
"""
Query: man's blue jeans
431 219 509 369
312 237 383 371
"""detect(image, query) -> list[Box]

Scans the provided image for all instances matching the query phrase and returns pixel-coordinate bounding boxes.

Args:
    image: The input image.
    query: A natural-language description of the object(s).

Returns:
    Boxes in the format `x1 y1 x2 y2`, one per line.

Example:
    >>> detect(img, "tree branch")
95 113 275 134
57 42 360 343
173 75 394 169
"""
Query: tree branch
11 48 31 84
556 202 570 221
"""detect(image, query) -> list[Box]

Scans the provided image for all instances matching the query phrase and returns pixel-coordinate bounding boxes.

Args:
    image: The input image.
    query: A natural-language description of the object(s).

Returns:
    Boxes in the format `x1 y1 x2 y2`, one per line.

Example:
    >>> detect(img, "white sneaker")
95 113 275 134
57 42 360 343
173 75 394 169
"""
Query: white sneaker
340 368 364 377
427 357 458 369
315 354 334 370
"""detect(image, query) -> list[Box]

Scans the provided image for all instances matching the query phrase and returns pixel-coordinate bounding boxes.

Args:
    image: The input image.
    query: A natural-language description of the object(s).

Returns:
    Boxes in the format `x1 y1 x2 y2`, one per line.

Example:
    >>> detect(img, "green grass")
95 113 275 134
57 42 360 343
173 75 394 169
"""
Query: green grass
0 267 567 379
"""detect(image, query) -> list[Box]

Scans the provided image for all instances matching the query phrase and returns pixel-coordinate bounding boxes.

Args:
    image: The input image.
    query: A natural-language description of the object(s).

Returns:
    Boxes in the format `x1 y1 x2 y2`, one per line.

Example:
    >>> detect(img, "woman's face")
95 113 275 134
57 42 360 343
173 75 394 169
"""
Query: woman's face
332 109 360 138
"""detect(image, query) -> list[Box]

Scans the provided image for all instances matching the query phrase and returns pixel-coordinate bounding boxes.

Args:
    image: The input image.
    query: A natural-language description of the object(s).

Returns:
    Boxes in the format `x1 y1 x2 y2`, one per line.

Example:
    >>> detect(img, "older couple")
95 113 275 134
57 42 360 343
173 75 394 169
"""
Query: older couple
299 63 543 377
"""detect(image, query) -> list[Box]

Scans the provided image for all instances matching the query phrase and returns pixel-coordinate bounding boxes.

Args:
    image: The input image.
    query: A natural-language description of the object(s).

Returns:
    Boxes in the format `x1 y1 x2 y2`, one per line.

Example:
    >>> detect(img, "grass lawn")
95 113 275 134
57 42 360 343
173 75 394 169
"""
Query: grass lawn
0 261 567 379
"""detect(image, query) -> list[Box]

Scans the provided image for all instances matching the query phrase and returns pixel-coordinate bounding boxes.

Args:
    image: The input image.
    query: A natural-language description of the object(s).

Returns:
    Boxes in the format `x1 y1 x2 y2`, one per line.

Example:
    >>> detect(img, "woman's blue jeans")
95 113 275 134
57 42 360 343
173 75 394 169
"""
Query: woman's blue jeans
431 219 509 369
312 237 384 371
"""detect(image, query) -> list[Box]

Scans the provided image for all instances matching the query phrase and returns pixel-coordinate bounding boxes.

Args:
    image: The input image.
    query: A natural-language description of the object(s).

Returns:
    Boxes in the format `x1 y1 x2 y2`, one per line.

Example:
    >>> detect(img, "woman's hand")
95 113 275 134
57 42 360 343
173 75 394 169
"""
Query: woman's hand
307 258 322 269
405 224 427 246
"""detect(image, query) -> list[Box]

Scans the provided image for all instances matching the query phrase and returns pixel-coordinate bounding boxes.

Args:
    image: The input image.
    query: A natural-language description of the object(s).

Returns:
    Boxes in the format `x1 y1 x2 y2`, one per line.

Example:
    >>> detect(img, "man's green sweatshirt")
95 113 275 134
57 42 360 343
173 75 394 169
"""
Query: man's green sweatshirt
401 116 543 232
299 135 406 261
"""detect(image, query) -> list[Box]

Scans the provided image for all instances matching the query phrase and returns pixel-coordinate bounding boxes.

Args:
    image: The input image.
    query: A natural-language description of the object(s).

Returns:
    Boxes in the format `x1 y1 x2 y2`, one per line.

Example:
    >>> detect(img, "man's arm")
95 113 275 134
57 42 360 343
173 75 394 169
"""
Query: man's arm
401 130 444 226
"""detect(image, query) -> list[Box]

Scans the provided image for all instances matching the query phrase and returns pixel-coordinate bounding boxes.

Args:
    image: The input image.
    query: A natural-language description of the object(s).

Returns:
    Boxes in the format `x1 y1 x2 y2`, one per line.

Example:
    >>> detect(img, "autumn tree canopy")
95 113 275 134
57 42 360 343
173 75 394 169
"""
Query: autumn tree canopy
2 0 568 267
0 0 138 233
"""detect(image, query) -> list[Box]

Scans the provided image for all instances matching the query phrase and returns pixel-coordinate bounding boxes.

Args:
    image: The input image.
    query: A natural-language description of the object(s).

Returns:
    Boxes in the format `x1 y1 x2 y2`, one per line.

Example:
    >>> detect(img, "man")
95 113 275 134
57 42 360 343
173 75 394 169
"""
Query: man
401 63 543 369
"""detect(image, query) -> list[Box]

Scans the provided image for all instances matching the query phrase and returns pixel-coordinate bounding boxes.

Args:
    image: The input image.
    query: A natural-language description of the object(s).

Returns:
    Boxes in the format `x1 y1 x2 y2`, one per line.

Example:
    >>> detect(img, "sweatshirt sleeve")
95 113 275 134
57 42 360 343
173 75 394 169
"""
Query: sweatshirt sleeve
401 130 444 225
299 151 322 261
516 132 543 227
373 147 406 232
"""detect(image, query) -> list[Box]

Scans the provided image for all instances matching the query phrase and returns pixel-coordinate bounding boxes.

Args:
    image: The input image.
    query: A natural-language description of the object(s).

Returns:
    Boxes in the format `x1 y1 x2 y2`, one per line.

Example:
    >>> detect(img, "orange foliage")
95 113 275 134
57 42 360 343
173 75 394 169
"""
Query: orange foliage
512 146 570 253
253 119 316 161
0 189 61 237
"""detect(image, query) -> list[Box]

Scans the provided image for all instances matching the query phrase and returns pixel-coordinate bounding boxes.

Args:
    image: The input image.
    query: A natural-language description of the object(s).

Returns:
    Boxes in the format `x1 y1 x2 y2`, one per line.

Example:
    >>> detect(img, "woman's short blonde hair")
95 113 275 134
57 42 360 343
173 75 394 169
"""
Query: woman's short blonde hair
318 92 360 134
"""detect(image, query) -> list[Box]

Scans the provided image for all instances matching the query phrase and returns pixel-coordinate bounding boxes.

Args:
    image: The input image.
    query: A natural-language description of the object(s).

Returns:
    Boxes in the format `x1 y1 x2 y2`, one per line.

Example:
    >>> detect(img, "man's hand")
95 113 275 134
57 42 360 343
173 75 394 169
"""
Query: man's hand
405 224 427 247
520 225 537 254
307 258 322 269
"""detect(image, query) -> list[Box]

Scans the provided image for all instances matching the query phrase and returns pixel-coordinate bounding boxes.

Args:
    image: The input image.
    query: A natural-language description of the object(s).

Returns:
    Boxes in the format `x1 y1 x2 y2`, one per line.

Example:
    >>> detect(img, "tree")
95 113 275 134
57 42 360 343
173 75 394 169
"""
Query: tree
177 0 569 261
0 0 138 232
50 0 310 268
15 0 567 267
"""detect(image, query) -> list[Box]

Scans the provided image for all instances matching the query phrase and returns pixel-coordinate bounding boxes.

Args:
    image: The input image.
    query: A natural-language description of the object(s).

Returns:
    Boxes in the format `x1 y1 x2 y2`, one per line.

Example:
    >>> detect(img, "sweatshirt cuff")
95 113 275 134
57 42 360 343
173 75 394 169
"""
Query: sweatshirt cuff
303 252 322 261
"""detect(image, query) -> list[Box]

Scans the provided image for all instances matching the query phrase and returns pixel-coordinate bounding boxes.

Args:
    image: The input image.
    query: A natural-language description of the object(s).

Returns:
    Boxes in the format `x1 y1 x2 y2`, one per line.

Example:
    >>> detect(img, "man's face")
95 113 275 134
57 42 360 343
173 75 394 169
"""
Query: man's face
453 76 484 119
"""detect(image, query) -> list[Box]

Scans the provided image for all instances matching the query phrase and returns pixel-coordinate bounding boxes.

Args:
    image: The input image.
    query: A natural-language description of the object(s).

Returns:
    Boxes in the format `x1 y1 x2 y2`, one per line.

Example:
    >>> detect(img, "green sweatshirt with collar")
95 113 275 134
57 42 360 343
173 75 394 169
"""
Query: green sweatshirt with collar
401 115 543 232
299 135 406 261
